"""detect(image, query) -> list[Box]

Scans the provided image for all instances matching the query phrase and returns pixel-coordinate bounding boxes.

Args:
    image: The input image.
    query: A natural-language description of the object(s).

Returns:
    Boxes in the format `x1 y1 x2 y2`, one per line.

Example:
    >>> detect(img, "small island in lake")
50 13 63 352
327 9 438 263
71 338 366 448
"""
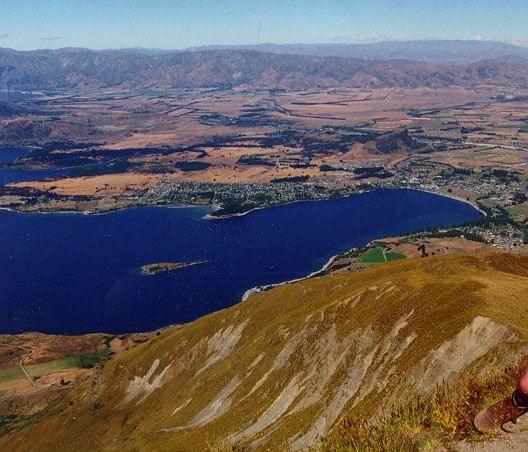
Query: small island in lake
140 261 206 276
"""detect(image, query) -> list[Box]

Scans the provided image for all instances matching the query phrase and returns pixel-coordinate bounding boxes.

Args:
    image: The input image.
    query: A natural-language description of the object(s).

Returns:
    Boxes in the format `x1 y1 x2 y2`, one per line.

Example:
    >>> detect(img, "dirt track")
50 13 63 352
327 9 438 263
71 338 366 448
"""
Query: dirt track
0 343 35 388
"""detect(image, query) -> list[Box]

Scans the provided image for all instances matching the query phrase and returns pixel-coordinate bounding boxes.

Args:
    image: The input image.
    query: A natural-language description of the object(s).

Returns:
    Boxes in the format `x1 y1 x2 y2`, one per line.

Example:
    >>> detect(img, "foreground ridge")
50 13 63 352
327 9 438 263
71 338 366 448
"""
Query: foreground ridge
3 253 528 450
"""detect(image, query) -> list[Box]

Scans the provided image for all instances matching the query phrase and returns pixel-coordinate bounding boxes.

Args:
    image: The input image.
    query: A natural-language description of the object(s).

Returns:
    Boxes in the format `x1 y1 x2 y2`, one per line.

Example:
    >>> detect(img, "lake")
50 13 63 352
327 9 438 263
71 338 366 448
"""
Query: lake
0 188 483 335
0 147 72 184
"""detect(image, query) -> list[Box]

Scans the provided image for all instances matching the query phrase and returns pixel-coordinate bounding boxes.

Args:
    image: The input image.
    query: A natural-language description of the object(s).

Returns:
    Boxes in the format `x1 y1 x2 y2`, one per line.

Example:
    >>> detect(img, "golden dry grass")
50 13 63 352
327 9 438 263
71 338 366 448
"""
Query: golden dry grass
323 353 528 451
1 253 528 451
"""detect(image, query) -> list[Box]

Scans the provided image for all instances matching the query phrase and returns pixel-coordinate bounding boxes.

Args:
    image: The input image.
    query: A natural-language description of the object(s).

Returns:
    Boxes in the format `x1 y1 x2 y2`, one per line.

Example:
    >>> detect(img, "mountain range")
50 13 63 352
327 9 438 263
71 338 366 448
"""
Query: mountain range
188 40 528 63
1 42 528 91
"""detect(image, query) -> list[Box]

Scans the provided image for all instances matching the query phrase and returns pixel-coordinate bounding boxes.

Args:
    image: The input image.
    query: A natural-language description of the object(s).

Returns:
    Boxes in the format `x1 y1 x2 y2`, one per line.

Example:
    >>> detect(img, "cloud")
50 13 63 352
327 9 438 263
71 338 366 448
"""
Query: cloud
40 36 62 41
0 33 9 40
471 35 483 42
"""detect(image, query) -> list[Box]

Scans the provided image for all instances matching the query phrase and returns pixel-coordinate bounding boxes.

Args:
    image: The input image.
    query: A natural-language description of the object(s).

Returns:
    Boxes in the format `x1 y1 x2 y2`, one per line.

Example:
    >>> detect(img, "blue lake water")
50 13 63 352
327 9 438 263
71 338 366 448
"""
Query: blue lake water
0 188 483 335
0 147 71 184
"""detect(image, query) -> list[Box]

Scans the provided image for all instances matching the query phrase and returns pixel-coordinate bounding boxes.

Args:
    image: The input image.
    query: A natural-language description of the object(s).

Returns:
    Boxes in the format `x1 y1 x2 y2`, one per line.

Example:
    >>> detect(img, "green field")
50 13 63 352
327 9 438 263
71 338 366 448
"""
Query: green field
359 246 406 264
506 203 528 219
0 357 77 384
479 198 498 209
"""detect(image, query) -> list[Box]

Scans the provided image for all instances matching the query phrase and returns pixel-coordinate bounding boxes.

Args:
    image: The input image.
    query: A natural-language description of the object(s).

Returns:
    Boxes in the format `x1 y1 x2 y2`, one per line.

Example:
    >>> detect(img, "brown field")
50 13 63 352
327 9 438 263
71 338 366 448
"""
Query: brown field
3 85 528 213
0 331 153 411
375 236 494 258
328 235 498 275
16 172 159 197
1 86 507 149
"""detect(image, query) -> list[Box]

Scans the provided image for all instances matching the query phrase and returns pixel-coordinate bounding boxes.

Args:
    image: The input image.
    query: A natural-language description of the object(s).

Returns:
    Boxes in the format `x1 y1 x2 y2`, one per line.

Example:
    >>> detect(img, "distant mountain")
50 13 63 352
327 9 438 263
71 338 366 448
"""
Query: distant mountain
189 40 528 63
107 47 174 55
1 47 528 91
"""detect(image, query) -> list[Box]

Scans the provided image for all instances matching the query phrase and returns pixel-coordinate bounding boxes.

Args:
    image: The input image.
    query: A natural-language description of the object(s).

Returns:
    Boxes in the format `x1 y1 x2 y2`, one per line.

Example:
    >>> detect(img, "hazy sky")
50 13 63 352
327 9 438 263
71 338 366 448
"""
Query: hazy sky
1 0 527 50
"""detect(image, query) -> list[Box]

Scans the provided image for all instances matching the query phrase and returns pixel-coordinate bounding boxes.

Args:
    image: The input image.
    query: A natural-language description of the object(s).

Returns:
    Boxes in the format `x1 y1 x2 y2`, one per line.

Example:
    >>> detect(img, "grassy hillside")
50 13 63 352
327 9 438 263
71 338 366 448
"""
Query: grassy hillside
2 253 528 451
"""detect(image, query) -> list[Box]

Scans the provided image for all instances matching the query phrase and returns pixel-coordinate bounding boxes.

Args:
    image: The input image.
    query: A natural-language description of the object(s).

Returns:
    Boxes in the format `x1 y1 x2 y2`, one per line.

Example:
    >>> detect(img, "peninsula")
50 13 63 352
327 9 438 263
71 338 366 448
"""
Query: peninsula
140 261 206 276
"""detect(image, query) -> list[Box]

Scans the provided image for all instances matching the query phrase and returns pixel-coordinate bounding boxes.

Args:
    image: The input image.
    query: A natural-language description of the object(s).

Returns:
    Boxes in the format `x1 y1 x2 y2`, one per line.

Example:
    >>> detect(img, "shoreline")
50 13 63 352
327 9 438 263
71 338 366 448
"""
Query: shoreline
241 251 342 301
404 187 487 217
203 203 266 220
237 188 486 302
204 198 335 221
0 186 486 220
205 186 487 221
0 201 212 217
0 183 483 220
0 186 485 336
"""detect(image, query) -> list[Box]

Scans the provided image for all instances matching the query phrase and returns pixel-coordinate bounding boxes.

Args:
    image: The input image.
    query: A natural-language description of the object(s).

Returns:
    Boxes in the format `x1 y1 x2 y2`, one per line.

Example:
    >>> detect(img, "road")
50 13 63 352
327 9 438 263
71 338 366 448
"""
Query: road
0 342 36 389
382 248 388 262
0 342 79 403
463 141 528 152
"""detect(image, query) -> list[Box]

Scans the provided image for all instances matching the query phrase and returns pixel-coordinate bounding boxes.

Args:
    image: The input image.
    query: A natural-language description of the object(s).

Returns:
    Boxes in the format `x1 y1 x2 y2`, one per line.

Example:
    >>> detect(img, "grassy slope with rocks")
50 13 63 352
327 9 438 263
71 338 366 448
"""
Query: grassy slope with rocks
2 253 528 451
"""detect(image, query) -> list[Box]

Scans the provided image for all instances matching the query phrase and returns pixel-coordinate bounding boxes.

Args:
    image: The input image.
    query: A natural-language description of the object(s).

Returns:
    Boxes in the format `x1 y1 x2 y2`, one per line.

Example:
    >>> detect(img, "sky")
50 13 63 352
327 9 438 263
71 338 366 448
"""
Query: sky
1 0 528 50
